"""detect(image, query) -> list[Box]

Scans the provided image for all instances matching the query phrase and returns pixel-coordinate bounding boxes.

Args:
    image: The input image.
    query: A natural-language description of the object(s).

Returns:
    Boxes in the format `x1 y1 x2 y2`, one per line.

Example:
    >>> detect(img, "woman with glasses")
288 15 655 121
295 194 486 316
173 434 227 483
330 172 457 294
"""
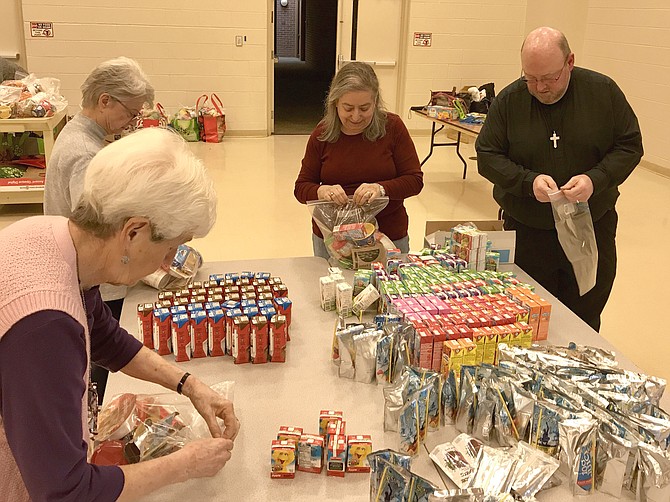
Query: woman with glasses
1 129 239 501
43 56 154 403
475 27 643 332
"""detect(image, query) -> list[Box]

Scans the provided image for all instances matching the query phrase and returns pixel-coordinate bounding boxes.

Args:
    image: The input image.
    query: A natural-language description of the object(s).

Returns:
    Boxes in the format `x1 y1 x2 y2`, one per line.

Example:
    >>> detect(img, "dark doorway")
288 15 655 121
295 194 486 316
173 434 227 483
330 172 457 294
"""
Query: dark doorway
274 0 337 135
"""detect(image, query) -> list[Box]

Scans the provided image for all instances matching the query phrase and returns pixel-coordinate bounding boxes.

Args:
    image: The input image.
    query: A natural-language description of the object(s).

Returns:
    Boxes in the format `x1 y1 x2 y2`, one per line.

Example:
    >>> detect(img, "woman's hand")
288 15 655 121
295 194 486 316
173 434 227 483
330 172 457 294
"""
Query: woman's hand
180 437 235 479
317 184 347 205
353 183 383 206
184 378 240 440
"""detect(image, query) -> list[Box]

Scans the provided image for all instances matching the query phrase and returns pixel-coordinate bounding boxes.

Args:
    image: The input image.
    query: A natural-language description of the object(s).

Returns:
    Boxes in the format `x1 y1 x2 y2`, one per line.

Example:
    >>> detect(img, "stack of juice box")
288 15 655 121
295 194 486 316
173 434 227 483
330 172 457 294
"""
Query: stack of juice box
370 257 551 379
270 410 372 479
136 271 292 364
449 224 488 271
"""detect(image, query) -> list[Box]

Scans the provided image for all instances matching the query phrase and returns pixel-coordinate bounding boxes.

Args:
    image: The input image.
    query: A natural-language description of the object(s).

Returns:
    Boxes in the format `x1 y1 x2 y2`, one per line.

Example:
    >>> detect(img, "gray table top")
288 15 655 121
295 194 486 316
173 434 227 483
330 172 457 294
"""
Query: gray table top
109 256 657 501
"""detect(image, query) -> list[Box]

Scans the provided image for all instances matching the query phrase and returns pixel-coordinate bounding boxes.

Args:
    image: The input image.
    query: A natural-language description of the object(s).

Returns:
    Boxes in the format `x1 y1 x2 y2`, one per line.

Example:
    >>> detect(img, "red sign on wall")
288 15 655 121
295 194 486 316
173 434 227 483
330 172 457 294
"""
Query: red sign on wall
30 22 54 38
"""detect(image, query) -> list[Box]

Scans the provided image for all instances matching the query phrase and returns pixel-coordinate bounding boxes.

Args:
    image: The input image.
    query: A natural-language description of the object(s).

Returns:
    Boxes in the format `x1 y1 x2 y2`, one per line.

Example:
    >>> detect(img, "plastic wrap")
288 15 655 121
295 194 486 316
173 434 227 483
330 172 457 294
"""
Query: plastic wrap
306 197 391 268
91 382 234 466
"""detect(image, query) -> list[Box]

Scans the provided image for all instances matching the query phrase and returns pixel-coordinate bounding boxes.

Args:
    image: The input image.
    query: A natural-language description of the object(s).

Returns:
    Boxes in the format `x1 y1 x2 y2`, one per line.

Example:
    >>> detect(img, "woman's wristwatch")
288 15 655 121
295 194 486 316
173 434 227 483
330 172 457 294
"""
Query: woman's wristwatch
377 184 386 197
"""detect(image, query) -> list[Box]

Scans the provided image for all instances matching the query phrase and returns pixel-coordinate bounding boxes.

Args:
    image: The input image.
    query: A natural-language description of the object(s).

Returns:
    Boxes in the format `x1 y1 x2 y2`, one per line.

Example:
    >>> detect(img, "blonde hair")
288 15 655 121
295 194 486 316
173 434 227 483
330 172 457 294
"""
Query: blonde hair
71 128 217 241
81 56 154 109
318 62 387 143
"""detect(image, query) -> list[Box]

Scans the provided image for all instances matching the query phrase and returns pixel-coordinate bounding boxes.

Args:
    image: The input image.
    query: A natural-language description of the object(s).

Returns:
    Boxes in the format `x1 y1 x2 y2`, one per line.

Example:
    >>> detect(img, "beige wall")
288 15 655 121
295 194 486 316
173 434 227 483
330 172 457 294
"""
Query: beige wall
21 0 269 135
16 0 670 165
402 0 528 130
581 0 670 169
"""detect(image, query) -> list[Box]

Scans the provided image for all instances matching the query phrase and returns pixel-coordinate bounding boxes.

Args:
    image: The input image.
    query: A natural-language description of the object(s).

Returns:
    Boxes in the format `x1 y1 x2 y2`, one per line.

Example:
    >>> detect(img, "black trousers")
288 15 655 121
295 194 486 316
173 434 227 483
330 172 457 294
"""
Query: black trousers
91 298 124 404
503 209 618 332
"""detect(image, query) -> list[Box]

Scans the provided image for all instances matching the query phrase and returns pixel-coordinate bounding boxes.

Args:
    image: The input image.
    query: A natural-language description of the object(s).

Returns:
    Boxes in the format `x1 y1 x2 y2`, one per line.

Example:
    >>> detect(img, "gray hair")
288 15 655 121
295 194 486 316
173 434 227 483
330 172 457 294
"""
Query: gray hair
318 61 387 143
81 56 155 109
71 128 217 241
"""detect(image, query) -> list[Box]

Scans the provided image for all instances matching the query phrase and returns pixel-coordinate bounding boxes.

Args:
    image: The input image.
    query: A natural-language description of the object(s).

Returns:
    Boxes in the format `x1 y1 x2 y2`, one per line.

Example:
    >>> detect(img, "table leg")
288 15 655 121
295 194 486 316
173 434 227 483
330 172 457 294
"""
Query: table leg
455 131 468 179
420 122 445 166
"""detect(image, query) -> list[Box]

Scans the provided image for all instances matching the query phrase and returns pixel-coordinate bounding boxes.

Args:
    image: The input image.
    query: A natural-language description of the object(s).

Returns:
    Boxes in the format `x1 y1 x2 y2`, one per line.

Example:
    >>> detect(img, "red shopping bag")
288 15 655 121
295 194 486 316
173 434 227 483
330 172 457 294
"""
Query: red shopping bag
137 103 168 129
197 93 226 143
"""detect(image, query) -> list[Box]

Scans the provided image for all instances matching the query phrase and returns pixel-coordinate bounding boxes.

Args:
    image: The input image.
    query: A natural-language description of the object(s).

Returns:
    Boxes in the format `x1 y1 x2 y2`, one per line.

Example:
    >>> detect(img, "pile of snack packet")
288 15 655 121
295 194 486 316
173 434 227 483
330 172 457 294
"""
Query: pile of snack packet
90 383 233 466
400 342 670 500
271 410 372 479
0 74 67 118
369 442 539 501
137 271 292 364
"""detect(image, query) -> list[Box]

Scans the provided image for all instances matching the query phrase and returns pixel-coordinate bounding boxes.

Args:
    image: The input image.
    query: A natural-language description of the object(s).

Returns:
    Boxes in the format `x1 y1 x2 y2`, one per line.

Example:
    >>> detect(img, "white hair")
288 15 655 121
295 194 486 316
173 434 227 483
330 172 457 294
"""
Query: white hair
81 56 154 109
71 128 217 241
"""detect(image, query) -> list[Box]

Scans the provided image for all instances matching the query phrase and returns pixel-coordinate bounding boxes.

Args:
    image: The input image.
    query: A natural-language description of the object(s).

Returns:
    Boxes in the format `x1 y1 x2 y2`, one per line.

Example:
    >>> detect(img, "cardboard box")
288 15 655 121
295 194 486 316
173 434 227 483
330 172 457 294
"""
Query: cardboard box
424 220 516 264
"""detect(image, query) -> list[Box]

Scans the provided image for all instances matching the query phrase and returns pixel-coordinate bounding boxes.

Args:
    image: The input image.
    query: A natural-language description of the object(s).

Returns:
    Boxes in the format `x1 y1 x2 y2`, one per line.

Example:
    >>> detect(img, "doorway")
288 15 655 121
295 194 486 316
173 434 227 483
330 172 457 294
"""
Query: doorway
273 0 338 135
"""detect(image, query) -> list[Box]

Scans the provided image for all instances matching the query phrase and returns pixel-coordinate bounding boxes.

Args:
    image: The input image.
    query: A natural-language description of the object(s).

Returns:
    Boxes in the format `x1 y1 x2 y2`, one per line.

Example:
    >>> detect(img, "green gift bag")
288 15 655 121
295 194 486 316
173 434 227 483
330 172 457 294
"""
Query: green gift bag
170 107 200 142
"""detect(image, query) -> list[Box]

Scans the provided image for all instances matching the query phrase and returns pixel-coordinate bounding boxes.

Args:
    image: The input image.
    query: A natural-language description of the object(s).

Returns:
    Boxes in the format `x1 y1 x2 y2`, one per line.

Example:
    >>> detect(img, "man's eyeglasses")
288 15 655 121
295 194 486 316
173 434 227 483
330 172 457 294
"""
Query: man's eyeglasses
112 97 142 120
521 58 568 85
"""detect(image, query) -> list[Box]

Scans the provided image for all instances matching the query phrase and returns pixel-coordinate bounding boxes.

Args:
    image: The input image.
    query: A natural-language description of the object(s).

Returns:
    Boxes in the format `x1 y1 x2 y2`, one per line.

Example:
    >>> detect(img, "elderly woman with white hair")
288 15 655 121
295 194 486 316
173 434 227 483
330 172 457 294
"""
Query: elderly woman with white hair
0 128 239 501
44 56 155 403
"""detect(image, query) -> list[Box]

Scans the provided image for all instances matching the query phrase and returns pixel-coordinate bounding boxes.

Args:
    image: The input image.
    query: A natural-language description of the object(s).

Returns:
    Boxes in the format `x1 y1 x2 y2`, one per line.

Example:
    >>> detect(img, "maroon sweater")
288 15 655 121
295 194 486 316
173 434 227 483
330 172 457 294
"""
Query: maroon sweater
294 113 423 241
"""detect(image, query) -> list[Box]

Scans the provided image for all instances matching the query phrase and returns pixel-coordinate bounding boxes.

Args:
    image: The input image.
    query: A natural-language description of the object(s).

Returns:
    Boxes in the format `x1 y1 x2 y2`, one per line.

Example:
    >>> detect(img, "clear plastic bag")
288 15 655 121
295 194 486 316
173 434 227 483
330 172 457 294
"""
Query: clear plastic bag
91 381 233 466
548 191 598 296
141 244 203 290
307 196 392 268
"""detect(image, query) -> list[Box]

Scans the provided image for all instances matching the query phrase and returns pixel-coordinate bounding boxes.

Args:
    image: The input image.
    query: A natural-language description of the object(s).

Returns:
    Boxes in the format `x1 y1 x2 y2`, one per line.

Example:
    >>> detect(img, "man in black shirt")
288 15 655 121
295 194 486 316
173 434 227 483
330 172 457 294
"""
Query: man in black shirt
476 27 643 332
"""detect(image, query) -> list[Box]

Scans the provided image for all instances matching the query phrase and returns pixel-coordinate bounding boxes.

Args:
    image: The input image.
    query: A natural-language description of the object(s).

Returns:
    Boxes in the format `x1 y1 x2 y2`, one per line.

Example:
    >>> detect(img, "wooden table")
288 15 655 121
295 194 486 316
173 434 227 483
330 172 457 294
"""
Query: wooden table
411 107 482 179
0 108 67 204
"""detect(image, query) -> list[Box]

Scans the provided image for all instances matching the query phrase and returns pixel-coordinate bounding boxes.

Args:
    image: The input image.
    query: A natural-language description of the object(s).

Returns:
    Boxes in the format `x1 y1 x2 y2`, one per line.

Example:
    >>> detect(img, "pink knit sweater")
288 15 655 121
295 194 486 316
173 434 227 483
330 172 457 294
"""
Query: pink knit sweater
0 216 90 501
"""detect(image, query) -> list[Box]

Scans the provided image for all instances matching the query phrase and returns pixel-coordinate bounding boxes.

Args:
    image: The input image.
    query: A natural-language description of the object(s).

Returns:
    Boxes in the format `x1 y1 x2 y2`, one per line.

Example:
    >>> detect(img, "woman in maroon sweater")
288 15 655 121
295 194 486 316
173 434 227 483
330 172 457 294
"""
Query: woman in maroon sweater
294 62 423 258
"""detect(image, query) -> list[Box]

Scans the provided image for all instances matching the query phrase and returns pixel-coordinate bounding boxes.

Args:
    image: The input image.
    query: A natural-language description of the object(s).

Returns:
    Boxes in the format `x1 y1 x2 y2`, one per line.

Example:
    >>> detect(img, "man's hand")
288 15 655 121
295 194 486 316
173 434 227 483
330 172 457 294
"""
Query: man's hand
532 174 559 203
560 174 594 203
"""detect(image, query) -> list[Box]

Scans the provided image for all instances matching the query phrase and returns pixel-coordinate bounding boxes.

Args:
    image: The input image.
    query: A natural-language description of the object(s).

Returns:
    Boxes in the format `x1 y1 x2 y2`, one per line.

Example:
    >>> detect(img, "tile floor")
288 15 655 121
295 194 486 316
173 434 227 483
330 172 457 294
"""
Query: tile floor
1 132 668 383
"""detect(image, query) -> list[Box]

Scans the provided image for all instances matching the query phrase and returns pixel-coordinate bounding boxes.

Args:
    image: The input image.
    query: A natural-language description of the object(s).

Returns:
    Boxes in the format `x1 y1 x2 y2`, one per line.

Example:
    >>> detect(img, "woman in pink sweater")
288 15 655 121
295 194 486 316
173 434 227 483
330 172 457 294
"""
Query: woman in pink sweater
0 128 239 501
294 61 423 258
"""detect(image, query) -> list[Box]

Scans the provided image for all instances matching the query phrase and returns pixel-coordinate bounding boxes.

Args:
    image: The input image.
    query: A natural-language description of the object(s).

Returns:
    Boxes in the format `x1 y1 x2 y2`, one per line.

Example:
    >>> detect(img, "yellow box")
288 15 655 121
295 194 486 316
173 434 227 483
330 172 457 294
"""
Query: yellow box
459 338 477 367
483 330 498 365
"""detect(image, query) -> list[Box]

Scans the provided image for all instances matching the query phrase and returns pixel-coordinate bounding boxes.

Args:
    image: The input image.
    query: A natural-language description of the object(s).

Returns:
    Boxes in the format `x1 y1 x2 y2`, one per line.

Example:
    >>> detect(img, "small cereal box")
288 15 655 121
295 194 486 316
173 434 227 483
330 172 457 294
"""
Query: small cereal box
319 410 343 436
225 308 243 356
346 435 372 473
190 310 208 358
269 315 287 363
273 297 292 328
232 315 251 364
297 434 324 474
171 313 191 363
271 440 296 479
152 307 171 356
207 308 226 357
251 316 269 364
137 303 154 349
326 435 347 477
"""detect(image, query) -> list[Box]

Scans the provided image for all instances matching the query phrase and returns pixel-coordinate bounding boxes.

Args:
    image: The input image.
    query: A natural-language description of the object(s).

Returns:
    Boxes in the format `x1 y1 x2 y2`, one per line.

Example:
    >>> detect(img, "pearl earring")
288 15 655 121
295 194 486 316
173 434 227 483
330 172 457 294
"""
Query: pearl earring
121 255 130 265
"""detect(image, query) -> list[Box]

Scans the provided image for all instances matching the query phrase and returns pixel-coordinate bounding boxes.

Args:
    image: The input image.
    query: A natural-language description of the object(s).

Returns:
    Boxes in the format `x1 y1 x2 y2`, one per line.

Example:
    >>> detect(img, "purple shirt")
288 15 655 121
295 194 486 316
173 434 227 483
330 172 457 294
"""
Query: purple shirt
0 287 142 501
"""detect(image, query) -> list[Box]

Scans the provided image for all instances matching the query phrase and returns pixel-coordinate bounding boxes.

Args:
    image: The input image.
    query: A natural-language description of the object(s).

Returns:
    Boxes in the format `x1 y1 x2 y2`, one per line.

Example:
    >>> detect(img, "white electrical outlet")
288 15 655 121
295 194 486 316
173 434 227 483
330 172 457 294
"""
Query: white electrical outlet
235 35 243 47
